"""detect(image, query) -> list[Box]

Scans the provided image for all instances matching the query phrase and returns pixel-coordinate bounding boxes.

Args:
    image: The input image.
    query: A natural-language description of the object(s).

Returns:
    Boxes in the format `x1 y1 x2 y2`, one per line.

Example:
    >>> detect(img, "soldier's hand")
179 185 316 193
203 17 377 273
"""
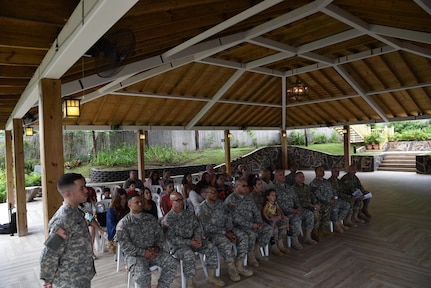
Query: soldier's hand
225 231 236 243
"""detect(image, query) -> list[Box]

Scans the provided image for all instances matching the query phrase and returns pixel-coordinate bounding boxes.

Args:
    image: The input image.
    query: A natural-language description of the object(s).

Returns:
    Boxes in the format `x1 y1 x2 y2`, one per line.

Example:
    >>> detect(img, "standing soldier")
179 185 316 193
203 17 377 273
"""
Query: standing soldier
225 179 272 267
197 186 253 282
274 169 316 250
40 173 96 288
162 192 224 288
310 166 350 233
116 193 177 288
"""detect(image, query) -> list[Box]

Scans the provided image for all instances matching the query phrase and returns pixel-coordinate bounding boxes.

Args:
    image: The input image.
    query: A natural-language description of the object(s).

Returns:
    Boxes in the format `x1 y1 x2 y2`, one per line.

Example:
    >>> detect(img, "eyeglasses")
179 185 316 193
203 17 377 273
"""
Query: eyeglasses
172 198 184 202
207 190 218 194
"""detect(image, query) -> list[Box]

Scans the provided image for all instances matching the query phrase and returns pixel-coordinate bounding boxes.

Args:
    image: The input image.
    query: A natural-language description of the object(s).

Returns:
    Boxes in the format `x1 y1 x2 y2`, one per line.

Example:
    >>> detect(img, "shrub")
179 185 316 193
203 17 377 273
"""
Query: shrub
25 172 42 187
391 129 431 141
145 145 187 165
92 144 137 167
312 133 327 144
288 131 305 145
329 131 341 143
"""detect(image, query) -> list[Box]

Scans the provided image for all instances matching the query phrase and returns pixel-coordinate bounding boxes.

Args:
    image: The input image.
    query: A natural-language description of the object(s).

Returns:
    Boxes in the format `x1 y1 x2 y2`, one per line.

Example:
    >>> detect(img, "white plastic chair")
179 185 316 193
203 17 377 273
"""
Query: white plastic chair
215 243 247 277
151 193 164 219
180 253 208 288
149 185 164 195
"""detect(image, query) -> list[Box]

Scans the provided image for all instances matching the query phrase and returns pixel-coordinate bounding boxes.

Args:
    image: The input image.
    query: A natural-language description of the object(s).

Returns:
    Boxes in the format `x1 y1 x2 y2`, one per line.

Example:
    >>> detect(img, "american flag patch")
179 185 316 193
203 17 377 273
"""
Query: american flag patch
56 227 68 239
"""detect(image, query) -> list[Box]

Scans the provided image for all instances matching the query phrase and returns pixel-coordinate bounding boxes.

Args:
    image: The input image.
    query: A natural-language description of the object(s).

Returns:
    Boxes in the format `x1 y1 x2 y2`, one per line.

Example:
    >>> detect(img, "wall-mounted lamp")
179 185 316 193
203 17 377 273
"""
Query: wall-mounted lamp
25 127 33 136
139 133 146 140
227 132 233 139
282 130 287 138
342 129 348 134
63 98 81 118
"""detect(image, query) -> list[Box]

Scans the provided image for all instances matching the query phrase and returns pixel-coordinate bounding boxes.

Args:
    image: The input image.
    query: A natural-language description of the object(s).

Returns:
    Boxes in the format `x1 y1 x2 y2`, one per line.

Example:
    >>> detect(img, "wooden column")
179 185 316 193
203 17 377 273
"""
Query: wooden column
343 125 351 171
40 78 64 237
224 130 232 176
281 131 288 169
12 119 27 236
5 130 14 208
137 130 146 181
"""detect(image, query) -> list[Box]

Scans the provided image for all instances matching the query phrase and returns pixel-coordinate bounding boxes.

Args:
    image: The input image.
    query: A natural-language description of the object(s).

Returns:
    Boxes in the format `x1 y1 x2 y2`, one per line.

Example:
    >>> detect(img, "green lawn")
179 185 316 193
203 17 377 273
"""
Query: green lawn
69 144 370 178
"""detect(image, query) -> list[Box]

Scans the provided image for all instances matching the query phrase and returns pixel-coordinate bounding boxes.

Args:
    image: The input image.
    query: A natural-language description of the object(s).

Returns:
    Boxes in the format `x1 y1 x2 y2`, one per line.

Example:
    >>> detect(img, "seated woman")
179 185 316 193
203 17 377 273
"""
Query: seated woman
161 181 175 216
144 170 164 188
181 172 195 199
106 188 130 253
214 173 232 201
189 178 208 213
141 187 157 218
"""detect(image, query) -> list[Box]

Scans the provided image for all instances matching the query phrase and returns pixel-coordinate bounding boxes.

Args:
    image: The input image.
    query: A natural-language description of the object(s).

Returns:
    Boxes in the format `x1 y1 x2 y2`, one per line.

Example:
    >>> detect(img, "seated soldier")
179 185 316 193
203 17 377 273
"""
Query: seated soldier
197 186 253 282
115 193 177 288
310 166 350 233
225 179 272 266
162 192 225 288
341 164 372 223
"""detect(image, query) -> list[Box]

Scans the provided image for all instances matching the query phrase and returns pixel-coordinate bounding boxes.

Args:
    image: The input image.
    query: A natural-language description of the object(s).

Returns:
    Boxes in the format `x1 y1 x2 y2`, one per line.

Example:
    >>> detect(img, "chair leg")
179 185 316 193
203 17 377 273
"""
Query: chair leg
199 253 209 279
180 260 186 288
116 242 121 272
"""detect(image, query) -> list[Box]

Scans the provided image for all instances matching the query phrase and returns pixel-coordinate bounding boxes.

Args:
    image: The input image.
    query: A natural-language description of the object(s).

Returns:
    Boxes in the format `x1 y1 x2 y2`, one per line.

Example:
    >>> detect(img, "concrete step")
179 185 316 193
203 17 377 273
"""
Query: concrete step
378 167 417 172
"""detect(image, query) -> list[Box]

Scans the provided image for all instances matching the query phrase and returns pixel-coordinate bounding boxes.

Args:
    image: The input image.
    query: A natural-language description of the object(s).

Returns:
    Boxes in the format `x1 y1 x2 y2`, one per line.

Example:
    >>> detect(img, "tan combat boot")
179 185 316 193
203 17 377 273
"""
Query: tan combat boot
311 229 321 242
207 269 225 287
227 262 241 281
270 243 283 256
235 260 253 277
343 211 358 227
352 211 365 224
247 251 259 267
254 243 268 262
291 236 303 250
339 220 349 231
277 235 290 253
303 230 317 244
186 278 197 288
362 199 372 218
333 221 344 233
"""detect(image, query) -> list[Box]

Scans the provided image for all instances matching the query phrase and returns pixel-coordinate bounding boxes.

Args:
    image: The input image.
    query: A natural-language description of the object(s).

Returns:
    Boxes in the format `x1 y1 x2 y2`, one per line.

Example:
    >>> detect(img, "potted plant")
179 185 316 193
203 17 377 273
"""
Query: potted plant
364 132 383 150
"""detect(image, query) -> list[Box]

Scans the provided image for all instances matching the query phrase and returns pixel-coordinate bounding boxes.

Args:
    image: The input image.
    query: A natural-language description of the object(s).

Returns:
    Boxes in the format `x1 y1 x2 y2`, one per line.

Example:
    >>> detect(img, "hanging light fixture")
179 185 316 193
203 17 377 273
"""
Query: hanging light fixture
25 127 33 136
287 78 309 101
63 98 81 118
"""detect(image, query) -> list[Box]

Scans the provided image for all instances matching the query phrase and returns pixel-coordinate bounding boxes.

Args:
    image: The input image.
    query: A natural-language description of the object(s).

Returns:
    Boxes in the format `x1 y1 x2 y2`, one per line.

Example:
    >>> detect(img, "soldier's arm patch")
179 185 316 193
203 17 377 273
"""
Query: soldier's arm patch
44 227 68 251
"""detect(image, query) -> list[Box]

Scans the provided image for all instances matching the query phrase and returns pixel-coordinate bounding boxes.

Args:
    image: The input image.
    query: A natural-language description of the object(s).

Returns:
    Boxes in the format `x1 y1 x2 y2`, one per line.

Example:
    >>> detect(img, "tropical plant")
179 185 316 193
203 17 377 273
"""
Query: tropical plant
364 132 383 144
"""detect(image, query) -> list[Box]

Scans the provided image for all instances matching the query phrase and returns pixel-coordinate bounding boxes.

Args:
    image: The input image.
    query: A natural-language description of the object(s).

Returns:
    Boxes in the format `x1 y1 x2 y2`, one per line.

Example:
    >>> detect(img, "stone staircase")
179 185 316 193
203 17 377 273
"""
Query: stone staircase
378 153 418 172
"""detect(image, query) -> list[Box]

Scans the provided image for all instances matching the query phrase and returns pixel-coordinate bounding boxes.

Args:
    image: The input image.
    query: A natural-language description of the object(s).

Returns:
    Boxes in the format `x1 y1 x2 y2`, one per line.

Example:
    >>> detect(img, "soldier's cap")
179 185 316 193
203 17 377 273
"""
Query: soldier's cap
127 192 140 201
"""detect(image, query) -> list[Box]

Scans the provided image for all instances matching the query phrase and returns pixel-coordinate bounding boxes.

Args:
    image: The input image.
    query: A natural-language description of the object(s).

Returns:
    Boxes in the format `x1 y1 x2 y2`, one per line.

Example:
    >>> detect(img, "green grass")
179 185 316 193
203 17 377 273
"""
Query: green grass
184 147 256 165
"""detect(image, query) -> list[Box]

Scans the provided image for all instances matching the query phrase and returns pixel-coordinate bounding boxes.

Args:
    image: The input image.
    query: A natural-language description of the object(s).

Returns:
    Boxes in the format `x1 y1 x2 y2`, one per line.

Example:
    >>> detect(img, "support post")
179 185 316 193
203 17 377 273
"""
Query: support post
5 130 14 208
40 78 64 238
137 130 146 181
224 130 232 176
12 119 27 236
343 125 351 171
281 130 288 170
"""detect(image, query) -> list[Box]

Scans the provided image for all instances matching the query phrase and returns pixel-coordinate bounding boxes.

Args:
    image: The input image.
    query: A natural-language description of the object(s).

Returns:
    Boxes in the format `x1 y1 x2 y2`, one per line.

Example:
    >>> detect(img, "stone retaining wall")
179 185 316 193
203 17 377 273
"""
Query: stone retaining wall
90 164 211 183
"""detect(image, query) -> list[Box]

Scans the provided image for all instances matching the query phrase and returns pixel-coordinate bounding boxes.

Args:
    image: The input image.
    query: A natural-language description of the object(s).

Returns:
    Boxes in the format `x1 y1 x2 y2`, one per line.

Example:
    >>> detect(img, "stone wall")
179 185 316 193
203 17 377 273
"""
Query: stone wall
416 155 431 174
90 164 211 182
227 146 344 172
388 141 431 151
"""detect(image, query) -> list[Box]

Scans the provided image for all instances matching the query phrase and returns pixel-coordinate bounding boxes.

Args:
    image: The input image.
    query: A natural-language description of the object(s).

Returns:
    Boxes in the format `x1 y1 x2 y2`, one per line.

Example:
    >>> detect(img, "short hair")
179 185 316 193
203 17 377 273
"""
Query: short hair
265 188 276 198
128 180 136 186
103 187 111 192
57 173 84 195
127 192 140 202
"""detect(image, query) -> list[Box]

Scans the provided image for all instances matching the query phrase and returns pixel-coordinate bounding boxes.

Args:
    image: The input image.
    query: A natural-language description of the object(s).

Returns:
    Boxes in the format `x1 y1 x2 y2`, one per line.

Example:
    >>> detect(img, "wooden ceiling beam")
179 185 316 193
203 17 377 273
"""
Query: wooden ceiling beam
414 0 431 15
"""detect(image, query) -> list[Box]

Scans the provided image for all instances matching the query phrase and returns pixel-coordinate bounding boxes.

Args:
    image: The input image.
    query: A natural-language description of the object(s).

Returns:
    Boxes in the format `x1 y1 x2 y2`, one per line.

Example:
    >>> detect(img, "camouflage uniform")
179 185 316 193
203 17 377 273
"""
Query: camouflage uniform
224 192 272 250
292 183 323 230
285 172 296 186
40 204 95 288
309 178 350 222
340 173 366 212
162 209 218 279
329 175 357 211
197 199 249 262
116 212 177 288
250 189 266 211
274 182 314 236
